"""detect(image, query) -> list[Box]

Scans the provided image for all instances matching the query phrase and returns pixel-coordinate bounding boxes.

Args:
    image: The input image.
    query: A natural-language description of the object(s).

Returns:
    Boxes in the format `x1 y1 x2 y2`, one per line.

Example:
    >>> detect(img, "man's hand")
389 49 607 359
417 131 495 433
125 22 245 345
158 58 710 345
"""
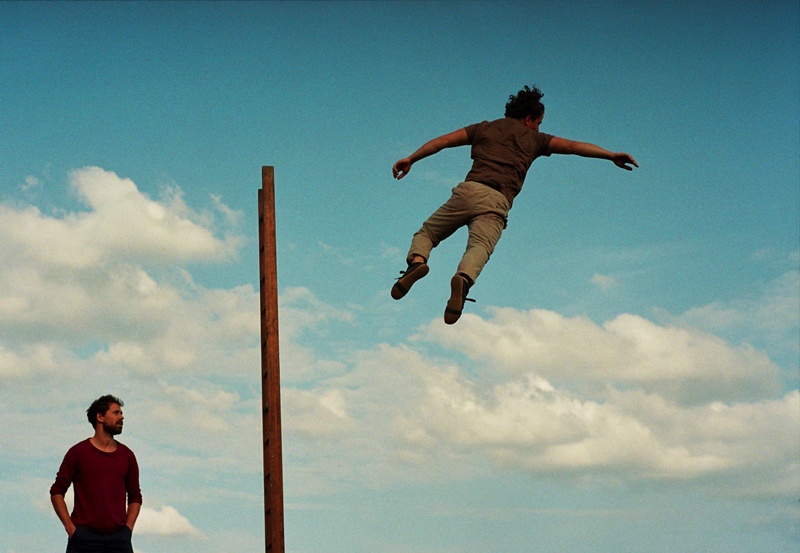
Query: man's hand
610 152 638 171
393 158 413 179
126 502 141 533
51 494 77 537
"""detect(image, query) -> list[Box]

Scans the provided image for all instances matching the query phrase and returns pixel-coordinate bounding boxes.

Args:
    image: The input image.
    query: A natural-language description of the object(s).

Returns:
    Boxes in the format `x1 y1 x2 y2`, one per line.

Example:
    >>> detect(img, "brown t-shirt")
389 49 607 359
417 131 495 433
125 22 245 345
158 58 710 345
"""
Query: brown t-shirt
464 117 554 207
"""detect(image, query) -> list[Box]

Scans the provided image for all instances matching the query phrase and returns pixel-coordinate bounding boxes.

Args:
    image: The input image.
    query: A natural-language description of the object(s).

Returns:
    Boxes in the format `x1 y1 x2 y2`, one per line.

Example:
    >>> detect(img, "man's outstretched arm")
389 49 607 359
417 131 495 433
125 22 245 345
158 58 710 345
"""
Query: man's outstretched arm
549 137 638 170
393 128 470 179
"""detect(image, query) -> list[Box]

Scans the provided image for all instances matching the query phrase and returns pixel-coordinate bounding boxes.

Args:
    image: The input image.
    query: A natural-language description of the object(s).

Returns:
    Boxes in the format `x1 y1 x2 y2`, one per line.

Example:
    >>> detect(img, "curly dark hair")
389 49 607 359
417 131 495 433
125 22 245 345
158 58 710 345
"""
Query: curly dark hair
504 85 545 119
87 394 124 426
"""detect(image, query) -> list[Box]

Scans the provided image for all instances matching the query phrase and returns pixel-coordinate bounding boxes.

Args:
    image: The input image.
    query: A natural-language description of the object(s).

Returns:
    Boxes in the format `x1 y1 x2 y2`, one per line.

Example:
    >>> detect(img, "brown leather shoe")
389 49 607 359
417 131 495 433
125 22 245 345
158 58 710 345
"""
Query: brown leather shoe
391 261 429 300
444 274 475 324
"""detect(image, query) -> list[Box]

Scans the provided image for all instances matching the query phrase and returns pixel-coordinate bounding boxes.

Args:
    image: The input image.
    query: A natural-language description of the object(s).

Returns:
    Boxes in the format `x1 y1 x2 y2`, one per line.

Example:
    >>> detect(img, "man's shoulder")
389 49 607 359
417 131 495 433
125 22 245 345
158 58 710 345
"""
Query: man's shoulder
114 441 137 458
465 118 510 139
68 438 92 451
464 119 489 132
61 438 93 461
475 117 511 128
475 117 531 133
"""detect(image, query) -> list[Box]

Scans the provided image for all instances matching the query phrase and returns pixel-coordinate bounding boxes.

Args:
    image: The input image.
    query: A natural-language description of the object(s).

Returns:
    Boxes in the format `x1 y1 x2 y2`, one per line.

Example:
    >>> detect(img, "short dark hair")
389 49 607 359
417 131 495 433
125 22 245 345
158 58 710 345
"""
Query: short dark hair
504 85 545 119
87 394 124 426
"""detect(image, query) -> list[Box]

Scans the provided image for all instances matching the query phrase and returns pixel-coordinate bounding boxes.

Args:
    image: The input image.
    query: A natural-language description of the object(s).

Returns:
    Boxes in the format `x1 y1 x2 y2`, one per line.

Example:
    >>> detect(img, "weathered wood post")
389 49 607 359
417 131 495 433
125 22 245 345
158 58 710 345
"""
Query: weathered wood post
258 166 285 552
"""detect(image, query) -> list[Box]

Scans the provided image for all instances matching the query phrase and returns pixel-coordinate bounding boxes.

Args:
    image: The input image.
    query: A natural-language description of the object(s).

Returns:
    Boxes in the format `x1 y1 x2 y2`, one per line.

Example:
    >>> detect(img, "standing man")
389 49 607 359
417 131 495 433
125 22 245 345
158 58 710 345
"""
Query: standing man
50 394 142 553
391 85 638 324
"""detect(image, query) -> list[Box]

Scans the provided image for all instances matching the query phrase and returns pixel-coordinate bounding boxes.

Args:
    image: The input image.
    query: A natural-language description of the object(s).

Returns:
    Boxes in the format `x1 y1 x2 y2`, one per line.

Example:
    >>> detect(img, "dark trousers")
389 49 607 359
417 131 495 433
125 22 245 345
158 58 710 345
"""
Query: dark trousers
66 526 133 553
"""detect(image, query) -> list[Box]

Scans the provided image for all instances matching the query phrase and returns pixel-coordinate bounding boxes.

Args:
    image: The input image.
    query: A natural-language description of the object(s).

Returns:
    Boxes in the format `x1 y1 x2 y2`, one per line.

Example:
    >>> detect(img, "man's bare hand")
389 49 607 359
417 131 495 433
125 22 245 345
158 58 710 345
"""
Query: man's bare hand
393 158 413 179
611 152 638 171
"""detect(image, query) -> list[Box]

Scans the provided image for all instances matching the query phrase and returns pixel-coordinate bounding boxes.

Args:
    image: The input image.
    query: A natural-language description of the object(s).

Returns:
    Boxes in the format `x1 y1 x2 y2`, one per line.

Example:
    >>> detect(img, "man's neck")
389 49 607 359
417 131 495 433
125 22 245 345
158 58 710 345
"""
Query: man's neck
90 430 117 452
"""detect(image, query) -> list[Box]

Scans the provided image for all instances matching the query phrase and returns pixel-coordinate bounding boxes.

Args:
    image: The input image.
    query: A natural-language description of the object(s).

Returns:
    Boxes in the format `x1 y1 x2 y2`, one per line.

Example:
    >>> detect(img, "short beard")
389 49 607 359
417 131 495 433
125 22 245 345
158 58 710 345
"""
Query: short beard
103 422 122 436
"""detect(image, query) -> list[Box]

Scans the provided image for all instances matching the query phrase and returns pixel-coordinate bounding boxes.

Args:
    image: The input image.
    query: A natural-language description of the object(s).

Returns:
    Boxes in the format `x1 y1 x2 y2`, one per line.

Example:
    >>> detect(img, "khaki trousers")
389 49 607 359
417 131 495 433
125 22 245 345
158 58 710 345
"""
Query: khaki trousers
407 181 511 283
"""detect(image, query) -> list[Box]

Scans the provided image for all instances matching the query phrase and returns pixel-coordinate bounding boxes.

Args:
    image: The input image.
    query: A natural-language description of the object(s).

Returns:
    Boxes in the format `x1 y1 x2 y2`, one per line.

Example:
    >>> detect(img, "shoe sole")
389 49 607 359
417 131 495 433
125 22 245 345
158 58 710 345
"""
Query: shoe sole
444 275 465 324
391 263 429 300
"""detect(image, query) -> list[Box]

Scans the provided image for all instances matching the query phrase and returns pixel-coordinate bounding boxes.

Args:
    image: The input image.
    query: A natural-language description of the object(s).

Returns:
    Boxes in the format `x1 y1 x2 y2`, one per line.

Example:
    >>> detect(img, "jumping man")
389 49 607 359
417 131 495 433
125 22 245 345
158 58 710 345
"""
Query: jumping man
391 85 638 324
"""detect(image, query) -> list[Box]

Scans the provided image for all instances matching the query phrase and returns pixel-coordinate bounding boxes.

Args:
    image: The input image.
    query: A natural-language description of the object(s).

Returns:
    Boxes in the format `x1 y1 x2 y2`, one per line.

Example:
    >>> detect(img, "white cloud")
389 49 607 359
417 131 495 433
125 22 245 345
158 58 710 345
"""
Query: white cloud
591 273 616 289
276 332 799 502
272 293 798 500
0 167 240 274
416 308 781 405
148 384 239 434
0 170 266 538
283 388 353 437
21 175 41 191
67 167 241 264
209 193 242 225
0 268 260 377
0 168 249 361
279 287 355 340
0 343 60 379
398 368 798 486
278 286 353 384
1 167 795 550
135 505 203 538
127 382 264 472
676 266 800 359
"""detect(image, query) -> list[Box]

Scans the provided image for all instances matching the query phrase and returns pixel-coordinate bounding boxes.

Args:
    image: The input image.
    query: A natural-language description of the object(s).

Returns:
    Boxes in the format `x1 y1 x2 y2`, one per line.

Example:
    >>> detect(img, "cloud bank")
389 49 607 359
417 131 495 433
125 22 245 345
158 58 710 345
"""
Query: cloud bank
0 168 796 550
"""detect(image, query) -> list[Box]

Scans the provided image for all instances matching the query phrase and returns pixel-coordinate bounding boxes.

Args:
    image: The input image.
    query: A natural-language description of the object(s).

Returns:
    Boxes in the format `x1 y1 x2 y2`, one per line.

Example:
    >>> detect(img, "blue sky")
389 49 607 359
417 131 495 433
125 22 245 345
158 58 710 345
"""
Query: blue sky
1 1 798 552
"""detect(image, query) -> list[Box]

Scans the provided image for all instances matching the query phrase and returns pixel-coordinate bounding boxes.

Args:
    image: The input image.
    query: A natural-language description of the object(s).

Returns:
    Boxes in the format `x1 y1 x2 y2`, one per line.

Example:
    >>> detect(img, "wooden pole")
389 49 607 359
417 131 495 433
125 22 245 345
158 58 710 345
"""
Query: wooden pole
258 166 285 552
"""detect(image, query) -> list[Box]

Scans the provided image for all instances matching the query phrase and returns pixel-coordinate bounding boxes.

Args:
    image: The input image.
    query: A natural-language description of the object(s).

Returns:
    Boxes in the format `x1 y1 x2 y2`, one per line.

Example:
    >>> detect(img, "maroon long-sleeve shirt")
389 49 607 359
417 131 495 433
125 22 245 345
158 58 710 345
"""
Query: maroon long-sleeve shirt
50 439 142 534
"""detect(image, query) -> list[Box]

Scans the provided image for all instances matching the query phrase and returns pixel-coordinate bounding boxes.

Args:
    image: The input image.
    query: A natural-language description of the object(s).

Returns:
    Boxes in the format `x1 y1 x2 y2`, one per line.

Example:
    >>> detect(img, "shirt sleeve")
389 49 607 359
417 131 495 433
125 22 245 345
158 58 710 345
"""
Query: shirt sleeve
537 132 555 156
126 450 143 505
463 121 485 144
49 448 75 496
